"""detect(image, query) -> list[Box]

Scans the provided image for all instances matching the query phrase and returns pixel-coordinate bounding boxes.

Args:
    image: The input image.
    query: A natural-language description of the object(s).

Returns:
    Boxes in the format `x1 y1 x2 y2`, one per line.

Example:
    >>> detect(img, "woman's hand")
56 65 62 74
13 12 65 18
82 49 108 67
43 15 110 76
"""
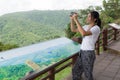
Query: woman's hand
70 15 74 21
70 12 78 21
70 13 79 32
73 13 78 21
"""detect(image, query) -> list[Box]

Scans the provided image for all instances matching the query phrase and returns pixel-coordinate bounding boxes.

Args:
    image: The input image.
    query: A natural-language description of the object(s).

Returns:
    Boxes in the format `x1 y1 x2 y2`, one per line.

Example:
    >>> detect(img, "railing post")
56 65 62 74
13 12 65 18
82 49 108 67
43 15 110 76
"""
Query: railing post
48 68 55 80
96 36 100 55
72 54 78 68
113 28 117 40
103 28 108 51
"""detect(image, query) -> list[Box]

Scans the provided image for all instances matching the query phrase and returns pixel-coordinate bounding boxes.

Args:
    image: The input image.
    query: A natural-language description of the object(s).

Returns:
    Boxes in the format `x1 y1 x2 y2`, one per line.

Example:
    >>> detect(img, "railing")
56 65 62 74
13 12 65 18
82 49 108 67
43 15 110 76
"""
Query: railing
96 27 120 54
22 26 120 80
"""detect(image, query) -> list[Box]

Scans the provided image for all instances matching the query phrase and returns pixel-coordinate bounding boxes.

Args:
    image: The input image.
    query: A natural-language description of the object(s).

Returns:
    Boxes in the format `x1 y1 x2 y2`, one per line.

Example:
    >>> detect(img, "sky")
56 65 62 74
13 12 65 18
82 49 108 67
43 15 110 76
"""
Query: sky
0 0 103 16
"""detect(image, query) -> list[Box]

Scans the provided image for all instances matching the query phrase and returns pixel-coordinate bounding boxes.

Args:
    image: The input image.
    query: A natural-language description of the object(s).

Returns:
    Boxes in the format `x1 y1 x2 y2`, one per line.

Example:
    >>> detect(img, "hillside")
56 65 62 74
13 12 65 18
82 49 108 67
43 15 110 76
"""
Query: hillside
0 10 73 46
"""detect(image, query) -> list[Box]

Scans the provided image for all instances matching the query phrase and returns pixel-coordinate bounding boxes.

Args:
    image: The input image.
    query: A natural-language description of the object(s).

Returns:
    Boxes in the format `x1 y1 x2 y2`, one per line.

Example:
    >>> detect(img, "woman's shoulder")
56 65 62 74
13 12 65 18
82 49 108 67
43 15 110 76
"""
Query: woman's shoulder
92 25 100 30
90 25 100 33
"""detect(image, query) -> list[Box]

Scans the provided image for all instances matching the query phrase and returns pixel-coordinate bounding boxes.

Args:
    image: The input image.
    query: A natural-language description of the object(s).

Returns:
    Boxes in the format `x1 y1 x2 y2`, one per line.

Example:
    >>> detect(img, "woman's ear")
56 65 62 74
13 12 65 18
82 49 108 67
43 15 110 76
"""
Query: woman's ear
94 18 97 23
94 18 97 22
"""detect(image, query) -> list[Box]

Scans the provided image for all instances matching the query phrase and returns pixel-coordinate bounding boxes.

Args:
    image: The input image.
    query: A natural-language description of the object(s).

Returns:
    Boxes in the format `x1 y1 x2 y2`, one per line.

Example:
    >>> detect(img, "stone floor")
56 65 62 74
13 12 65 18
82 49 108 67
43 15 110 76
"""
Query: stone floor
107 37 120 54
64 52 120 80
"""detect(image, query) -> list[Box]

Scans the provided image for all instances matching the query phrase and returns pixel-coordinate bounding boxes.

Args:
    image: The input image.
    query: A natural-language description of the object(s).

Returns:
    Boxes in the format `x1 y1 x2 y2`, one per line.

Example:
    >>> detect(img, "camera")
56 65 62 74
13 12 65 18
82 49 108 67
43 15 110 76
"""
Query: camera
70 12 77 17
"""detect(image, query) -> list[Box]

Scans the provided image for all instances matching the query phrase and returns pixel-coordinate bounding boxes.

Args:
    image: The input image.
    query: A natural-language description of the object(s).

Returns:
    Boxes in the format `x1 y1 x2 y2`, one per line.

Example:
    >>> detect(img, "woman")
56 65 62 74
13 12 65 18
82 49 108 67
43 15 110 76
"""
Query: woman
70 11 101 80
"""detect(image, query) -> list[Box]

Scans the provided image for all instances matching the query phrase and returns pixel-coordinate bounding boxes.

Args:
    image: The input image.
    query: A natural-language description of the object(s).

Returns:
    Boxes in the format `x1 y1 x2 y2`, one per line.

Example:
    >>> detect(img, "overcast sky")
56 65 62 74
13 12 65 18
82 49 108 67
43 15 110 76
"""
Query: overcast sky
0 0 103 16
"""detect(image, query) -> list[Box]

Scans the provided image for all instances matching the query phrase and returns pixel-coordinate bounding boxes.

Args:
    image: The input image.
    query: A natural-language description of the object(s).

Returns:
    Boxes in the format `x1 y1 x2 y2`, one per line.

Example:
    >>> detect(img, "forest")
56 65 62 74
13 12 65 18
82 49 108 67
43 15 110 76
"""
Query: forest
0 10 73 50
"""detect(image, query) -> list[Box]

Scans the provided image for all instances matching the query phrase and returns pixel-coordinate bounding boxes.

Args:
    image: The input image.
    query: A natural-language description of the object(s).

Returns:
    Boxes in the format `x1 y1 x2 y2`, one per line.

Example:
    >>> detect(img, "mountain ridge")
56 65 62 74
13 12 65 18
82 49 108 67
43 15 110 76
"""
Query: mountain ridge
0 10 74 46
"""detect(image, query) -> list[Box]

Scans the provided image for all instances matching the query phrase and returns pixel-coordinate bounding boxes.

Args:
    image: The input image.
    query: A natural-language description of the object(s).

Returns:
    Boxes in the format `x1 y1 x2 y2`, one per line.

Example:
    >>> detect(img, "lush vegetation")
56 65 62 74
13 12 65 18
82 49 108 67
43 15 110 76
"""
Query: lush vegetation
0 10 73 47
0 42 18 51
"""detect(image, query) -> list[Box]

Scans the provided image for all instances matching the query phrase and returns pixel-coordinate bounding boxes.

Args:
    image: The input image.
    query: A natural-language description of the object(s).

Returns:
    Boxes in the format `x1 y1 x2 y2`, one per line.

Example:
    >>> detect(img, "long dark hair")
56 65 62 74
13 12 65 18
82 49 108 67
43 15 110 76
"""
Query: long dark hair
90 11 101 28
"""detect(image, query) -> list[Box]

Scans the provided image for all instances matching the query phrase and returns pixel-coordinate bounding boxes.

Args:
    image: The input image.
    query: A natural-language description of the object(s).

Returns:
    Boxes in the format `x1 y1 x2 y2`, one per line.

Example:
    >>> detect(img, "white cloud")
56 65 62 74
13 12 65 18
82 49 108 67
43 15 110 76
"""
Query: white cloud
0 0 31 15
0 0 103 16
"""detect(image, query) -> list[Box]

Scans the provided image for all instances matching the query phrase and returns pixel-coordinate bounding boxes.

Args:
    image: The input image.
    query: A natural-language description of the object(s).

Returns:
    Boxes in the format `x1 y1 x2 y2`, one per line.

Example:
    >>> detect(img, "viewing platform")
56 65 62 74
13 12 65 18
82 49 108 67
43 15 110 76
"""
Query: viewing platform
21 23 120 80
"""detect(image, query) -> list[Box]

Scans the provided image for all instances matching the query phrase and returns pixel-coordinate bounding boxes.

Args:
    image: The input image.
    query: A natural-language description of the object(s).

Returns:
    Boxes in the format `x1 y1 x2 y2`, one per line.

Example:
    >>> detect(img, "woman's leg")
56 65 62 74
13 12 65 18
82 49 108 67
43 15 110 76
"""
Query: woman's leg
81 51 96 80
72 51 84 80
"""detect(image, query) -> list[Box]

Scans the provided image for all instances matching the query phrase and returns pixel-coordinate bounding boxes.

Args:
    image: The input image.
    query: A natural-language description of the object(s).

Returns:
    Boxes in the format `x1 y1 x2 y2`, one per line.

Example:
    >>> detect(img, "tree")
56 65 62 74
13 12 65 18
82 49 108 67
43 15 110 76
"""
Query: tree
64 23 76 38
99 0 120 27
0 42 19 51
103 0 120 19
